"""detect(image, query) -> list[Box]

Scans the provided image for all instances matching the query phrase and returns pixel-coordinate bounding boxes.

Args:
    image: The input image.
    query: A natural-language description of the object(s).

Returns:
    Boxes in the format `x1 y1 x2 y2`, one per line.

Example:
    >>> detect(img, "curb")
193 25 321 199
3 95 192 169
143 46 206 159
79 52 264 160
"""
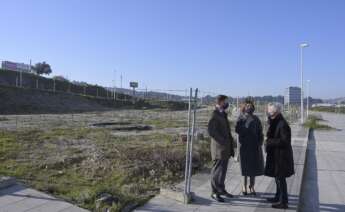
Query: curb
297 128 312 212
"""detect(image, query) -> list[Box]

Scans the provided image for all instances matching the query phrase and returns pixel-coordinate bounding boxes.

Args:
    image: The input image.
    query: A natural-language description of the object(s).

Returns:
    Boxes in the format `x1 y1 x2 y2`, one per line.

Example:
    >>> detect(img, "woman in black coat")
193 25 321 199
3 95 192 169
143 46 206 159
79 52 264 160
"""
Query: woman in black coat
265 103 294 209
235 100 264 195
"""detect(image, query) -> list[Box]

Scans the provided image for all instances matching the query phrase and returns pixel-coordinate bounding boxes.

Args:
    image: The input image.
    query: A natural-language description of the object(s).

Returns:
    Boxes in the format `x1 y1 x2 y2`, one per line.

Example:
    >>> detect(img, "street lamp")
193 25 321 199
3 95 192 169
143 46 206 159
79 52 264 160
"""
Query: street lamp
306 80 311 118
300 43 309 124
113 69 117 100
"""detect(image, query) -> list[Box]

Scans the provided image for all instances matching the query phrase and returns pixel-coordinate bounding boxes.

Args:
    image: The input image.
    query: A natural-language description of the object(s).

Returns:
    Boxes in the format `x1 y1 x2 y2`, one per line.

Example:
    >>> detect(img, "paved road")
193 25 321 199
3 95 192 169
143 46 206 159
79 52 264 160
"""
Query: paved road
136 124 308 212
299 112 345 212
0 183 88 212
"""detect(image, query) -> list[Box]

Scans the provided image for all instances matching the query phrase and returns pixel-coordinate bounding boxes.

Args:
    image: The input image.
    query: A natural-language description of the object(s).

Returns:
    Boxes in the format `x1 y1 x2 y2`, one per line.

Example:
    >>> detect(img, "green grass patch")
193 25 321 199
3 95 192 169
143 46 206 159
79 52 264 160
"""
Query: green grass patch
0 117 9 121
312 106 345 114
0 126 210 211
304 115 335 130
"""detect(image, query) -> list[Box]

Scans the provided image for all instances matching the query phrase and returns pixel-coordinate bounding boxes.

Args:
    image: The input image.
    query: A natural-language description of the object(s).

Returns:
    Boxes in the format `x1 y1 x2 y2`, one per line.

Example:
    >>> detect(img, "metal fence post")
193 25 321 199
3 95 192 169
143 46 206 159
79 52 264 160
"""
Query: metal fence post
187 88 198 194
184 88 193 203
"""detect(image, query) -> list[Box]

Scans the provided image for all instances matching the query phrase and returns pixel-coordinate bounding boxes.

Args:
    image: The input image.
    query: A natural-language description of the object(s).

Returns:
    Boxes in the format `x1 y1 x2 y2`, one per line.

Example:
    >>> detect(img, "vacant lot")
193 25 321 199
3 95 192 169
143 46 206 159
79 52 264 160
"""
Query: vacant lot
0 108 214 211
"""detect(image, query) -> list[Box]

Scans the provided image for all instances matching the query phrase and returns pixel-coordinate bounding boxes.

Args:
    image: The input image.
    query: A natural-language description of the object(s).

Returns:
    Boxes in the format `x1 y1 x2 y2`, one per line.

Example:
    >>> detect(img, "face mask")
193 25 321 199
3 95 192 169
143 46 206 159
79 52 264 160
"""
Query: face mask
245 105 254 114
223 102 229 110
267 111 277 118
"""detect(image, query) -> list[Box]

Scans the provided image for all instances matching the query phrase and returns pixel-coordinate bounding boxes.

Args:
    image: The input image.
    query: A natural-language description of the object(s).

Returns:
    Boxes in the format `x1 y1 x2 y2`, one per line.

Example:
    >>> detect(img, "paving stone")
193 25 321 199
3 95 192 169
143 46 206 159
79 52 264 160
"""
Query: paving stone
136 124 308 212
0 184 88 212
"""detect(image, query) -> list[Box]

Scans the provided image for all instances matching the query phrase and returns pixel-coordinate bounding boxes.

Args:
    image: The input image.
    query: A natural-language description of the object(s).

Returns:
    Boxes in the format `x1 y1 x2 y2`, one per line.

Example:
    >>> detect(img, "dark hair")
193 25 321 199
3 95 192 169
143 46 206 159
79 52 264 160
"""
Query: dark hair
244 97 255 111
216 95 228 104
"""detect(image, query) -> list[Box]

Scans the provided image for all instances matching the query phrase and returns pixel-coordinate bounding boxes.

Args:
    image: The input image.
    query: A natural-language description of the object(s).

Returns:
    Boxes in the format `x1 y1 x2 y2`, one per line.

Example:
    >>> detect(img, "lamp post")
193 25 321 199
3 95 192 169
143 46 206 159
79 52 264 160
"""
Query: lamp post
300 43 309 124
113 69 117 100
306 80 311 118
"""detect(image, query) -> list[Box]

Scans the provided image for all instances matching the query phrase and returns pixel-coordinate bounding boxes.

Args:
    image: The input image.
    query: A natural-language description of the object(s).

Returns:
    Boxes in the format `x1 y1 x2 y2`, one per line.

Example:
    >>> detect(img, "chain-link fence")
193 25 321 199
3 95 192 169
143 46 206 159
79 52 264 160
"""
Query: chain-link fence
0 83 302 211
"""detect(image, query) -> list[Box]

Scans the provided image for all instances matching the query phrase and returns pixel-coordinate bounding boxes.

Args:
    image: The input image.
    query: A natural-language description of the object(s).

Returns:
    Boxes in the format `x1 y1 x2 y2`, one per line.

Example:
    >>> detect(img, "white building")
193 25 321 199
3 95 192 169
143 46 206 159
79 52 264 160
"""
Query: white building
312 103 335 108
284 86 301 106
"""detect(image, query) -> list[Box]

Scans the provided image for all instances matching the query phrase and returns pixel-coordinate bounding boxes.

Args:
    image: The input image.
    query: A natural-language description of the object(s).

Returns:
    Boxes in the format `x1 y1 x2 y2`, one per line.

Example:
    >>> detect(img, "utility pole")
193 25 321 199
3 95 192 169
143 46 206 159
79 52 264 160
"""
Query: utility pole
115 70 117 100
307 80 311 118
235 96 240 162
120 74 123 88
236 96 239 109
145 86 148 99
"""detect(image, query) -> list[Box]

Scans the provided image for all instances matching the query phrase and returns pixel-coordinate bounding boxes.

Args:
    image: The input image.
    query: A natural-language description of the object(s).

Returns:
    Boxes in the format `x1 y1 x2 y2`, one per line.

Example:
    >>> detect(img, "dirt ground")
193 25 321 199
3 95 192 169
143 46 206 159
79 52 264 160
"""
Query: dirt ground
0 104 299 211
0 108 214 211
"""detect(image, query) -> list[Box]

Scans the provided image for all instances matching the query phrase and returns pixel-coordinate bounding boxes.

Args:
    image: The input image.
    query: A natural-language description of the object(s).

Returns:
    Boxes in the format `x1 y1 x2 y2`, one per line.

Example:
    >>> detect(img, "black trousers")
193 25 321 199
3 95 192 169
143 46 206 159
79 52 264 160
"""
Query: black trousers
211 159 229 194
275 177 288 203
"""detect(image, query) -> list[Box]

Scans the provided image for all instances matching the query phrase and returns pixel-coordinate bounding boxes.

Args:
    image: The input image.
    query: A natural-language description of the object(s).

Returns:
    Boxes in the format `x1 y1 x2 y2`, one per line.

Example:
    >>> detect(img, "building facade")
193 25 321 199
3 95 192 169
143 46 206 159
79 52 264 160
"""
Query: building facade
284 86 301 105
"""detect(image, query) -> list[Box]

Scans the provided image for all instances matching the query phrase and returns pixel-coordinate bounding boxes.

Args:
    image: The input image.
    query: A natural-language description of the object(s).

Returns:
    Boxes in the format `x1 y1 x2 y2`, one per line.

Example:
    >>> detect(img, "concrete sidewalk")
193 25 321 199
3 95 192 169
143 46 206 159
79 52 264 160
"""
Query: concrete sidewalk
0 181 89 212
299 112 345 212
136 125 308 212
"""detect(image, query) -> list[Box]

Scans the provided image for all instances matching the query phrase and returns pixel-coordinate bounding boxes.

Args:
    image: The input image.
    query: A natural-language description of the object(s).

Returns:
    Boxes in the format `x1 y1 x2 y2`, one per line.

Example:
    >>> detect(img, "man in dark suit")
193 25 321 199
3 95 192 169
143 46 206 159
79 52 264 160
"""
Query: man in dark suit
208 95 235 202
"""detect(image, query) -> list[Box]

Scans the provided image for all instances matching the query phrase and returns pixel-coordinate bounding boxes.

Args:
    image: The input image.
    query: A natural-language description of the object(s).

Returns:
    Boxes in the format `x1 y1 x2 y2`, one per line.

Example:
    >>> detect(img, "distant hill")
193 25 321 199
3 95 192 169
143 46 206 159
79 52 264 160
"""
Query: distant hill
202 95 285 105
0 85 188 114
106 87 187 102
324 97 345 104
109 89 291 105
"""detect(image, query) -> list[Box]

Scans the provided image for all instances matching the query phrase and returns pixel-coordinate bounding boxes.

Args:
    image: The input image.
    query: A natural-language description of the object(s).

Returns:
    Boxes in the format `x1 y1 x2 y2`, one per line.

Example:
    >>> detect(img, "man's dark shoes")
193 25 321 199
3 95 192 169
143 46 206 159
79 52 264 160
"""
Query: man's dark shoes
211 193 225 202
267 197 279 203
272 203 288 209
220 191 234 198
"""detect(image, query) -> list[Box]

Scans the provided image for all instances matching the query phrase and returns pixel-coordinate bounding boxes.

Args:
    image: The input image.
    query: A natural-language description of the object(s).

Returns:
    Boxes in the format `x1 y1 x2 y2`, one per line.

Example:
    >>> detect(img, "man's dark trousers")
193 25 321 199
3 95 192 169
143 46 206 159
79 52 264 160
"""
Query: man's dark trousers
275 177 288 203
211 159 229 194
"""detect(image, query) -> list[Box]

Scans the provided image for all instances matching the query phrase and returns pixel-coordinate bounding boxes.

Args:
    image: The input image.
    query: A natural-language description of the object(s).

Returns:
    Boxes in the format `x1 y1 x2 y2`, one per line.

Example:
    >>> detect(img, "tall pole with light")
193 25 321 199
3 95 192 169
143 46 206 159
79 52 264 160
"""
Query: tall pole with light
306 80 311 118
300 43 309 124
113 69 117 100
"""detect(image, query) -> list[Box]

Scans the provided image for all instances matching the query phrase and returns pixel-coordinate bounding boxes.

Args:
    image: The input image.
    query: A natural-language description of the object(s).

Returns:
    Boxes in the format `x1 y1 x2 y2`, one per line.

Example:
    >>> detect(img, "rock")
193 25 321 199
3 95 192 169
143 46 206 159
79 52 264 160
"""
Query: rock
149 169 155 176
95 193 119 210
